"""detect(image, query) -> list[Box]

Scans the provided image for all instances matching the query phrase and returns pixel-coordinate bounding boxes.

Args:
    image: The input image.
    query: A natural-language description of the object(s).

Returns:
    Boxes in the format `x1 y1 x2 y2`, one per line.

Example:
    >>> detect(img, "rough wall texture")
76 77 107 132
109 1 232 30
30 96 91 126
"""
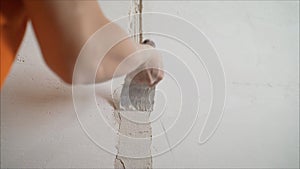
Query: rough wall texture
1 1 299 168
114 111 152 169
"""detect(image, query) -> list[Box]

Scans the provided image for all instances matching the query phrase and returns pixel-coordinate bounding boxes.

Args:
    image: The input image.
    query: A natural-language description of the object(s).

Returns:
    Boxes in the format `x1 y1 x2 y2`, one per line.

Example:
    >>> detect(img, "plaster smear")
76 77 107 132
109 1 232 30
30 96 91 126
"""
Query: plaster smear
114 1 154 168
114 110 152 169
114 82 155 169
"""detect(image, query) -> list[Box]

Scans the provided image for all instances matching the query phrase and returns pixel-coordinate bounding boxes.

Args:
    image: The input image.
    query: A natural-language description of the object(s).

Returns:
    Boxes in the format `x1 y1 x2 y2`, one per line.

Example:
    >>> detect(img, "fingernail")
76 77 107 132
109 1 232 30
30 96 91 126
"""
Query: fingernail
142 39 156 48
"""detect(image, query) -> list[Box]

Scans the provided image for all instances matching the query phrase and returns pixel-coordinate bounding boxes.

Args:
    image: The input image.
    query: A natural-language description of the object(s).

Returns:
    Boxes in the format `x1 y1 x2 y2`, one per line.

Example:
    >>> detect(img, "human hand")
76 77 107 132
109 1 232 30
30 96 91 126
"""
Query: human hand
125 40 164 87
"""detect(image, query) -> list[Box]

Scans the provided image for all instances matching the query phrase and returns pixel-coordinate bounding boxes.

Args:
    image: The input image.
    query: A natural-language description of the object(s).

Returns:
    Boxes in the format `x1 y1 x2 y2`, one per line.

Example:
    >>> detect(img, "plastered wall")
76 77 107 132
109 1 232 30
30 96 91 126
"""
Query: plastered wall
1 1 299 168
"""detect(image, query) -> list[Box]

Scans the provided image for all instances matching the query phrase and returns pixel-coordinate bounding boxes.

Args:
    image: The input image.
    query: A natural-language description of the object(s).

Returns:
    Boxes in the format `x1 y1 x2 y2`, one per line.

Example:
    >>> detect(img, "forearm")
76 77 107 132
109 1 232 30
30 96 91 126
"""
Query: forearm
23 0 138 84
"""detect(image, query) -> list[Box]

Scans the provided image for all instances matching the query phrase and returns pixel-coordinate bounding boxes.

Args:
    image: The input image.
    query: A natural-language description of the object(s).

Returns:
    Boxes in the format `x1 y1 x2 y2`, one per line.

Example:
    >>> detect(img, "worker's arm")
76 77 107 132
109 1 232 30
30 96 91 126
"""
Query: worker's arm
22 0 163 85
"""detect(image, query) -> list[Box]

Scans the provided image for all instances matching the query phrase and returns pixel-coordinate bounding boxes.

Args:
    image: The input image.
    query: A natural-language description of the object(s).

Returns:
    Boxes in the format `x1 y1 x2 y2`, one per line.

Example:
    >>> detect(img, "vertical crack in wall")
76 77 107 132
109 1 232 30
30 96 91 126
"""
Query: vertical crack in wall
115 0 153 168
115 157 126 169
138 0 143 43
128 0 143 43
114 110 152 169
114 83 154 169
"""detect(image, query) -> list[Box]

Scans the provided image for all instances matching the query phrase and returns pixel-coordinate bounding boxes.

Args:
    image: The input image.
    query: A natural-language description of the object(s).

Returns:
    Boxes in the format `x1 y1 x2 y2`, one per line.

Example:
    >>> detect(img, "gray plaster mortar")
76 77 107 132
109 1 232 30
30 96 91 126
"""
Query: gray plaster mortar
114 77 154 169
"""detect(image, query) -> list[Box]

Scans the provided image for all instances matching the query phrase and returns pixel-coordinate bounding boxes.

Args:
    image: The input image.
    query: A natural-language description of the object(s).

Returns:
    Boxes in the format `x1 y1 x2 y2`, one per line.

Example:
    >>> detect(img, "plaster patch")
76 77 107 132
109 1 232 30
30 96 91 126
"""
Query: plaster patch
114 1 154 168
114 111 152 169
114 82 154 169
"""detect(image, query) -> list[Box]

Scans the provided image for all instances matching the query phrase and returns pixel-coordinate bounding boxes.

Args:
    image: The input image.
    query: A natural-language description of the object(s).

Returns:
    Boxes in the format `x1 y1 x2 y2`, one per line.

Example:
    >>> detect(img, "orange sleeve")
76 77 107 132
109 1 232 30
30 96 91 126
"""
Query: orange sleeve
0 0 28 89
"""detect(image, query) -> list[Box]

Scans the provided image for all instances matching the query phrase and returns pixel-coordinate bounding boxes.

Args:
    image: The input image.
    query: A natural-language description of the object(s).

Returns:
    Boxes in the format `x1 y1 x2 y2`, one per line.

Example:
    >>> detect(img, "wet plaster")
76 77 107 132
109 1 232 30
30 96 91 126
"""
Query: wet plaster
114 81 155 169
113 0 154 168
114 110 152 169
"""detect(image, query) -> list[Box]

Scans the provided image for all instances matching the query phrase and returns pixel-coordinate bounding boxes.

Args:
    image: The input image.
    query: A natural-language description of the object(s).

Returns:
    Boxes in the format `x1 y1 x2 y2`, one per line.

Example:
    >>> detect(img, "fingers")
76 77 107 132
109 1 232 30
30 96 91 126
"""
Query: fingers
126 39 164 86
144 68 164 87
129 68 164 87
147 69 154 85
149 68 164 86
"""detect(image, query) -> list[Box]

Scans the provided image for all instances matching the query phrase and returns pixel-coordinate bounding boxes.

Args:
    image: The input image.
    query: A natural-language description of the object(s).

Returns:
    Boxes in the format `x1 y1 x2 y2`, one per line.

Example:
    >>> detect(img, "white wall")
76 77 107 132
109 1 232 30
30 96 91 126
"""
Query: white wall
1 1 299 168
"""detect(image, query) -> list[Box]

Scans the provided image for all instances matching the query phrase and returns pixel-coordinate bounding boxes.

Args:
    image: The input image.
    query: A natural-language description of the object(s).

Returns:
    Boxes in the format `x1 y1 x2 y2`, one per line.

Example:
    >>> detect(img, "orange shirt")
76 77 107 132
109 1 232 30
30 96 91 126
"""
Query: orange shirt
1 0 27 89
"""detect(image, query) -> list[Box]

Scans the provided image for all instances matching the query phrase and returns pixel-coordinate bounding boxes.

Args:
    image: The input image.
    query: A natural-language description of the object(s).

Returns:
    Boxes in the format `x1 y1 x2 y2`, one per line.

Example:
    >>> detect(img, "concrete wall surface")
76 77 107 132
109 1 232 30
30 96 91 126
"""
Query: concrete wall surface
1 1 299 168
